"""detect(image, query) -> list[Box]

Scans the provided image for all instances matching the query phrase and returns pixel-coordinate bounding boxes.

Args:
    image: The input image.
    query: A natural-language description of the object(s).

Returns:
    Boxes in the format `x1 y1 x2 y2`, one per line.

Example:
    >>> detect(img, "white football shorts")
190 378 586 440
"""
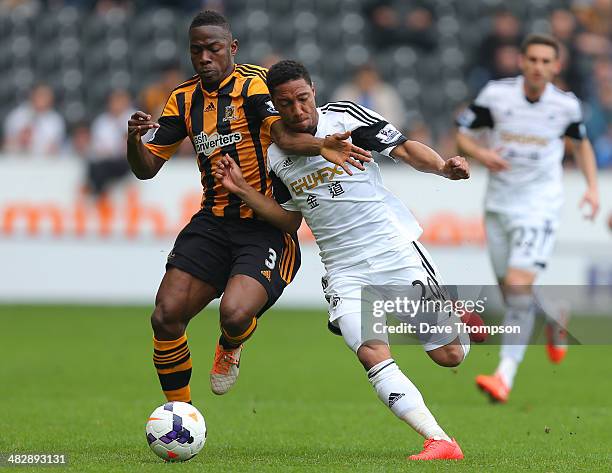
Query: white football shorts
322 241 462 353
485 211 558 279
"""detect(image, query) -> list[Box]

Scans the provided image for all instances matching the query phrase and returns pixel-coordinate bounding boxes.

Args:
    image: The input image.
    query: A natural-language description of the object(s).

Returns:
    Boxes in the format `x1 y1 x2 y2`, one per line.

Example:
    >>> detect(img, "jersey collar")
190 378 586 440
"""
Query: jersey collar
200 65 237 96
518 75 552 104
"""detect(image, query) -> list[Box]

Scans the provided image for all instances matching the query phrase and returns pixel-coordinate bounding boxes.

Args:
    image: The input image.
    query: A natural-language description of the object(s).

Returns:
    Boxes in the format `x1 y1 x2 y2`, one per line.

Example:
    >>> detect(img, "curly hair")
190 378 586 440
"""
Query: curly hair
266 60 312 96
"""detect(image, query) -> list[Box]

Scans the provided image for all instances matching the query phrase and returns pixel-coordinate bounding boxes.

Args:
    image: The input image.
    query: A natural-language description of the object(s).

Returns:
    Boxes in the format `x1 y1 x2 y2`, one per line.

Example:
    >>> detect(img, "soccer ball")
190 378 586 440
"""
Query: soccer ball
145 401 207 462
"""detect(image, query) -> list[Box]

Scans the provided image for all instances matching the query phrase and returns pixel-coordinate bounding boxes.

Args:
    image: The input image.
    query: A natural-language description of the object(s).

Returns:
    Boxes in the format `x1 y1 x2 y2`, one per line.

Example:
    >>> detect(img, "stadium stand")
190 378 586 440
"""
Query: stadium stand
0 0 610 165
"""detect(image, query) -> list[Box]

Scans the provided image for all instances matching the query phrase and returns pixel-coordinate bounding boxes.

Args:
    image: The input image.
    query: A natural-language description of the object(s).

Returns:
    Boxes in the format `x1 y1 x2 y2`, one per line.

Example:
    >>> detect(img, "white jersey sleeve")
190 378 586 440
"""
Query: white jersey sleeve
562 95 586 140
456 81 496 131
319 101 408 157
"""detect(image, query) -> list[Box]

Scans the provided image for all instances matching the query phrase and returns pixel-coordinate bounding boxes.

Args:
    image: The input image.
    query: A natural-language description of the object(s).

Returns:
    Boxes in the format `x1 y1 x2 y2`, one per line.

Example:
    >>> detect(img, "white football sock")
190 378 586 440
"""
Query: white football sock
497 293 535 388
367 359 451 442
496 356 518 388
458 326 471 361
533 288 570 326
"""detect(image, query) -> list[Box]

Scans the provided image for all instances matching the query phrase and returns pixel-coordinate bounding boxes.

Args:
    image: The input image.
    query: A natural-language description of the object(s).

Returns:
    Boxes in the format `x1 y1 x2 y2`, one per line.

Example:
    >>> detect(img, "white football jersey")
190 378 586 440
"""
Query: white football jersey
457 76 585 217
267 101 422 272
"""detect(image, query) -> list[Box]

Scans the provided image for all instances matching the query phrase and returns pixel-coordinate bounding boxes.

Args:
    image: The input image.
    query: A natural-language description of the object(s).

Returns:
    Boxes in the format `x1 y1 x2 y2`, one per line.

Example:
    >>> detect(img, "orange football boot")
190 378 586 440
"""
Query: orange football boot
408 438 464 461
210 343 242 395
545 311 569 364
475 373 509 403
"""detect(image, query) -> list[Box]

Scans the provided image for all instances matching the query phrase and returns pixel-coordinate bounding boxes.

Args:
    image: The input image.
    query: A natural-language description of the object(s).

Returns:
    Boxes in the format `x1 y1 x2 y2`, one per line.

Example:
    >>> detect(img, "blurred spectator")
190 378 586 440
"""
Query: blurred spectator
139 64 184 120
551 8 577 42
3 84 66 156
594 124 612 168
0 0 39 11
469 9 521 91
365 1 437 53
133 0 226 14
436 129 459 162
94 0 129 14
0 1 611 169
478 10 521 74
588 56 612 96
586 81 612 143
332 63 407 132
585 57 612 167
550 8 586 97
570 1 612 57
405 118 433 147
492 45 520 79
86 89 134 196
572 0 612 37
593 55 612 81
65 122 92 157
261 52 283 70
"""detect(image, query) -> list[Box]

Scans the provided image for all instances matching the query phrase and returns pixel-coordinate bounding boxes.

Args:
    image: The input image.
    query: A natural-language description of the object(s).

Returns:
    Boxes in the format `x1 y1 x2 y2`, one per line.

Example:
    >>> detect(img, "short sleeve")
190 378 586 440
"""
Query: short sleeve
351 121 408 157
456 84 495 130
324 101 407 157
563 97 586 140
143 91 188 160
245 76 281 135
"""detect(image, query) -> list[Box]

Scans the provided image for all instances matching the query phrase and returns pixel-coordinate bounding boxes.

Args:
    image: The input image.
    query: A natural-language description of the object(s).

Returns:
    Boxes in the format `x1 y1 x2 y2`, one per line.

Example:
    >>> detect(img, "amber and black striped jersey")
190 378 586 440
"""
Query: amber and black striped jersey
144 64 281 218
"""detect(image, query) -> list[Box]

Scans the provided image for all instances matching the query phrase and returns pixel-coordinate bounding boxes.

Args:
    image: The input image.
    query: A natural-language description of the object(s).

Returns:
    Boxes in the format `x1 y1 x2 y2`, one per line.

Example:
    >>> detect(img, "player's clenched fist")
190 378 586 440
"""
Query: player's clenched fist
442 156 470 180
127 111 160 141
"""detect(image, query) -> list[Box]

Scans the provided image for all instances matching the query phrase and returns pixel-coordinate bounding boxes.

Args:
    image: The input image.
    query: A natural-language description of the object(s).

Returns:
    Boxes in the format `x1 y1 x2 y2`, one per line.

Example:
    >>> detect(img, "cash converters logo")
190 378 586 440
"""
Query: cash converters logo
193 131 242 156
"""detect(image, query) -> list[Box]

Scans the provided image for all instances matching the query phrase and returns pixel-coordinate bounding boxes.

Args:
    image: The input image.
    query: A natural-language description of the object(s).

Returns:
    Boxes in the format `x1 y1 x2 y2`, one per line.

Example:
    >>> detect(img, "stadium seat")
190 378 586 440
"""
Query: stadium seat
0 0 600 150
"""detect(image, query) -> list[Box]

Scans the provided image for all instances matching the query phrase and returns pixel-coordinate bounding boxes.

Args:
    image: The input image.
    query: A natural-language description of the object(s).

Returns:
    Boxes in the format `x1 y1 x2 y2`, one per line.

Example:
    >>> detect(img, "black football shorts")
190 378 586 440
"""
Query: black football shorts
166 209 300 316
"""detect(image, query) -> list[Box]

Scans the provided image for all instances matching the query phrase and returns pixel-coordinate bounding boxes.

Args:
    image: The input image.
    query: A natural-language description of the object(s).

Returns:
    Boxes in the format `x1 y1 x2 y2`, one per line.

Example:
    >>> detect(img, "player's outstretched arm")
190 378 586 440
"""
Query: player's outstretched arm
456 131 510 172
213 155 303 234
270 121 372 176
570 138 600 220
127 111 166 180
390 140 470 180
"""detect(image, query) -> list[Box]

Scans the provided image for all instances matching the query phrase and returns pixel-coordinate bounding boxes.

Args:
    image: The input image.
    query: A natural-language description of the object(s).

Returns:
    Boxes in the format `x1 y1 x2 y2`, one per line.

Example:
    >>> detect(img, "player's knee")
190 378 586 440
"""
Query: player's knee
503 276 529 290
356 343 392 370
219 301 252 334
444 345 465 367
430 344 465 368
151 298 187 339
503 269 535 290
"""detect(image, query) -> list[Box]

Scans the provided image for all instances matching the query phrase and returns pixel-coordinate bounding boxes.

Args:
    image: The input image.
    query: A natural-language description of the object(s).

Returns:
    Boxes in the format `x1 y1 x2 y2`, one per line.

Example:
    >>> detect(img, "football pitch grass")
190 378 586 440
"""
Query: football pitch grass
2 305 611 472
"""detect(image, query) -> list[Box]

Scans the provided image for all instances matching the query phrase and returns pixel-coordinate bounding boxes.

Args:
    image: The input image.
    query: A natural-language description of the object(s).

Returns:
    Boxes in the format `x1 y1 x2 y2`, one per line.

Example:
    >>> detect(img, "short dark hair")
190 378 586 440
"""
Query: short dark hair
190 10 231 31
267 60 312 96
520 34 560 57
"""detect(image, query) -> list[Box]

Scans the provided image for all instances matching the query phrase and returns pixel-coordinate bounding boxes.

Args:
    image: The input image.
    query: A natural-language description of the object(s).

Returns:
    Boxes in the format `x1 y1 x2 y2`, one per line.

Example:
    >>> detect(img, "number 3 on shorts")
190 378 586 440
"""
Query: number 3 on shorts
265 248 277 269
